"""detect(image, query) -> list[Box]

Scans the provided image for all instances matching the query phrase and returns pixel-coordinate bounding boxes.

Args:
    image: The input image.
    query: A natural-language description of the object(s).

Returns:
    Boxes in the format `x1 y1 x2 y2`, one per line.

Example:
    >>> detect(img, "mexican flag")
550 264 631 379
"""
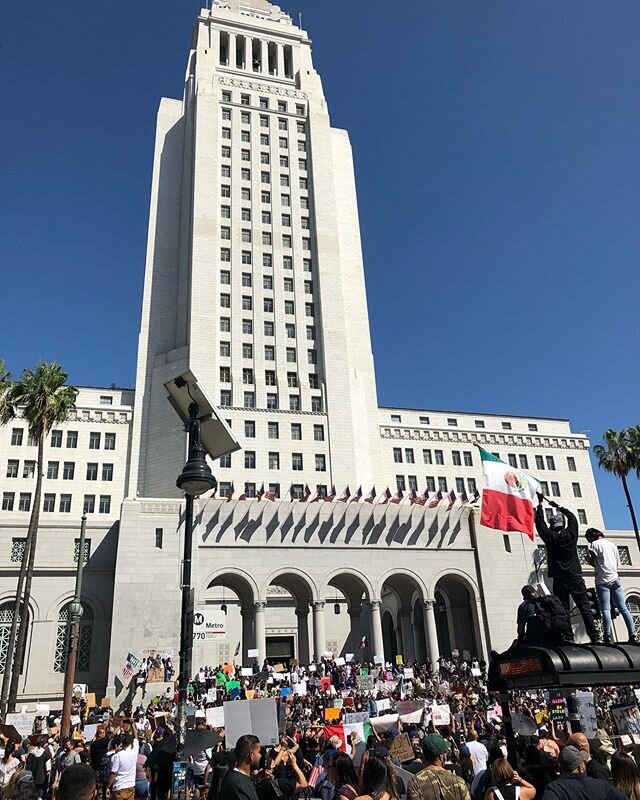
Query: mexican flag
478 446 540 539
324 719 374 750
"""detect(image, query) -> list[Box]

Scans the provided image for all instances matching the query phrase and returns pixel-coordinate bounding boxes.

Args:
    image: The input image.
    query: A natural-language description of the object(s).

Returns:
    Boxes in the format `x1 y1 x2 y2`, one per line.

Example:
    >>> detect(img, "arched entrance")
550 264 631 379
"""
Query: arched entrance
265 570 316 665
378 572 427 664
203 571 257 665
326 570 371 658
434 575 480 659
382 611 397 662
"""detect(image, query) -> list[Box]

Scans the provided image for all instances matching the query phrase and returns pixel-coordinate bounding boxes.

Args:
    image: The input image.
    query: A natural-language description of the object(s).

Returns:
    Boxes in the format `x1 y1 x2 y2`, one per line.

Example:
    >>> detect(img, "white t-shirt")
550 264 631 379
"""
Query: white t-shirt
111 744 139 791
466 740 489 775
589 538 620 585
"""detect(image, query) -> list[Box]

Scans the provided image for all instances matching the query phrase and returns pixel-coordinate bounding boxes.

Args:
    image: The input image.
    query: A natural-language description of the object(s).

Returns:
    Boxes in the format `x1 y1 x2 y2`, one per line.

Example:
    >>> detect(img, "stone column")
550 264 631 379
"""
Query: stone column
211 28 221 66
296 607 311 663
241 606 254 665
348 606 362 654
260 40 268 75
424 600 439 671
276 43 285 78
399 607 415 662
312 601 326 660
228 32 236 68
244 36 252 71
254 601 267 663
369 600 384 659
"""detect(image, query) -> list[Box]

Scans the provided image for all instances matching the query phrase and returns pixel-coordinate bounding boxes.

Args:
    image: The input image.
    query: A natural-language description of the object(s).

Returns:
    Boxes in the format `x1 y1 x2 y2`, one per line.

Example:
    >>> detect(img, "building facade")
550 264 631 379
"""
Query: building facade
0 0 637 704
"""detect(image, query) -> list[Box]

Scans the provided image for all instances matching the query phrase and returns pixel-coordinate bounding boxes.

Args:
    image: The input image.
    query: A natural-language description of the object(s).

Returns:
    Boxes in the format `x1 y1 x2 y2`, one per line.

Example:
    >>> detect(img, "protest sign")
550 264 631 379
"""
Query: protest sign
85 692 96 709
397 700 423 725
241 668 253 678
389 733 415 763
72 683 87 697
373 655 384 665
374 698 391 714
280 687 292 698
273 663 285 673
293 681 307 696
395 655 403 665
248 649 260 658
83 724 98 741
361 667 369 676
320 677 332 692
403 668 414 679
5 714 34 737
356 675 374 691
332 699 343 709
369 714 400 732
344 712 369 725
223 698 278 748
323 651 334 659
471 667 482 677
334 657 345 667
70 715 82 727
345 653 354 662
611 704 640 736
575 691 598 738
431 704 451 726
548 690 567 722
206 706 225 728
324 707 341 721
246 690 255 700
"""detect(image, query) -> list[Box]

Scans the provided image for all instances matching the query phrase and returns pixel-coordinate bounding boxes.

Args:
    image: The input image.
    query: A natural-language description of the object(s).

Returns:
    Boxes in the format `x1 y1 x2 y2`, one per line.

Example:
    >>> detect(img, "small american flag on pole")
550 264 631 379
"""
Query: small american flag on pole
308 754 323 789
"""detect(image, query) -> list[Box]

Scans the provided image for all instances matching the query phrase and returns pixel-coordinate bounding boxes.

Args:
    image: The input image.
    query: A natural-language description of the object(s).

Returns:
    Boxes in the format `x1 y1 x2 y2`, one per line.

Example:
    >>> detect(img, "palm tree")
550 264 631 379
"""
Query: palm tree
626 424 640 479
593 428 640 555
0 363 77 712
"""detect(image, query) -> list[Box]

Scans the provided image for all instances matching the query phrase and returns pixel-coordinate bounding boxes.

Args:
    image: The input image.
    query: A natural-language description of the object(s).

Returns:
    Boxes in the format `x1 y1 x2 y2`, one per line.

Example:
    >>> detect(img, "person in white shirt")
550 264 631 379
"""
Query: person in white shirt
106 733 139 800
465 729 489 776
586 528 637 644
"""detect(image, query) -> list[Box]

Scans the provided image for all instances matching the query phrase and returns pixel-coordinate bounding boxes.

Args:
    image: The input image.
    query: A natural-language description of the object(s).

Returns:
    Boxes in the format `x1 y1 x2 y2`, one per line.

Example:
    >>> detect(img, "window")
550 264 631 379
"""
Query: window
468 478 477 494
243 368 254 384
242 205 252 220
279 136 288 148
220 271 231 287
218 453 231 468
307 350 317 365
220 342 230 357
393 448 403 464
261 191 271 203
456 478 465 494
299 177 308 189
284 300 295 315
222 91 231 102
287 372 298 388
528 423 538 432
261 171 270 184
423 449 432 465
241 295 252 310
241 108 250 120
245 451 256 469
280 156 289 168
550 482 560 497
260 114 269 127
286 347 296 362
220 247 231 262
51 430 63 448
299 159 307 170
10 538 26 562
59 494 72 513
539 481 549 495
268 452 280 469
546 456 556 470
519 455 529 470
297 140 306 152
264 321 274 337
221 145 231 158
63 462 75 480
43 493 55 512
245 482 257 499
296 104 305 115
311 396 323 412
241 131 250 143
304 280 313 293
278 101 287 112
405 448 415 464
221 205 231 218
86 463 98 481
83 495 95 514
535 455 545 470
67 431 78 448
268 422 279 440
264 345 275 361
315 454 326 471
291 423 302 440
567 457 577 471
308 374 319 389
396 475 406 491
305 302 314 317
281 214 291 227
452 451 462 466
435 450 444 465
6 460 18 478
284 323 295 339
241 228 252 243
302 237 311 250
263 298 274 313
2 493 15 511
260 97 269 109
281 193 290 206
242 319 253 335
408 475 418 491
292 453 303 471
283 234 292 248
289 395 300 411
241 188 251 200
222 127 231 139
307 326 315 340
463 451 473 467
53 602 93 673
221 164 231 178
102 463 113 481
278 118 287 130
426 477 436 493
241 251 251 265
447 418 458 427
89 432 101 449
283 277 294 292
502 421 512 430
260 152 270 165
474 420 485 429
22 460 35 478
301 197 309 209
220 293 230 308
260 132 269 144
266 393 278 409
577 509 588 524
47 461 59 479
11 429 23 446
222 108 231 120
618 546 631 566
508 454 517 468
438 477 448 492
572 482 582 498
220 390 232 407
99 495 111 514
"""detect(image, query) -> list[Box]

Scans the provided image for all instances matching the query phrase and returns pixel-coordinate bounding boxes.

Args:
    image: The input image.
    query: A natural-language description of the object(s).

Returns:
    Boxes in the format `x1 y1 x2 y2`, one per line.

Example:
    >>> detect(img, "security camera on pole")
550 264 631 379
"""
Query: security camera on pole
164 371 240 800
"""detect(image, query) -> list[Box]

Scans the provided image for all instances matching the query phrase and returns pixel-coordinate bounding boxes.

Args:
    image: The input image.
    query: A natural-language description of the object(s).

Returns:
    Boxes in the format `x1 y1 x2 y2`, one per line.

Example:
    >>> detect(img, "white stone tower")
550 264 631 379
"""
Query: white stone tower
130 0 382 499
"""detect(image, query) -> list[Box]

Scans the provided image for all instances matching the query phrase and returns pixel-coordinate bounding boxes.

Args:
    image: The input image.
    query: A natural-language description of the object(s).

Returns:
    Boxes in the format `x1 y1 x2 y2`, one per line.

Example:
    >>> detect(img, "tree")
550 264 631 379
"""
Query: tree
626 424 640 479
593 428 640 555
0 363 77 712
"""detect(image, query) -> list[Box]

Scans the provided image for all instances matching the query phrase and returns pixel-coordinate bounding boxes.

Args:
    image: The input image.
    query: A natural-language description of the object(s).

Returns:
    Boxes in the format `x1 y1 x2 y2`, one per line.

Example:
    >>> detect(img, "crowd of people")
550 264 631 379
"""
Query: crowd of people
0 653 640 800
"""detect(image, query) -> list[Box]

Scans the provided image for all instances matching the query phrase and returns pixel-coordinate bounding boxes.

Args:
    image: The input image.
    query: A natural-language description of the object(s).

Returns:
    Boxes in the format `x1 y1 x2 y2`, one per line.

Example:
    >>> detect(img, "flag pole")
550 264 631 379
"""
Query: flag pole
467 508 493 657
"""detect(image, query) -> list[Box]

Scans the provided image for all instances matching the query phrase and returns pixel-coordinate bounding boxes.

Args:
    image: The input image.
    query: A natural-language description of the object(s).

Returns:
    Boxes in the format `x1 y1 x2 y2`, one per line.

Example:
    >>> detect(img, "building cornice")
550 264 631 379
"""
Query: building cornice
379 427 589 451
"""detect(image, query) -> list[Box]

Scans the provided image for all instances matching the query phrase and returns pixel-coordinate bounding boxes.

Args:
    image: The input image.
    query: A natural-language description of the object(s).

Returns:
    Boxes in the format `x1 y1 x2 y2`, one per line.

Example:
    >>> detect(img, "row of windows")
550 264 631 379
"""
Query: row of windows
219 452 324 471
218 482 327 500
221 106 306 130
221 156 307 174
9 429 116 449
6 460 114 481
1 493 111 514
393 446 577 473
220 250 313 275
10 537 90 565
221 370 319 390
219 232 311 251
220 296 315 316
394 475 478 495
538 542 630 566
219 391 323 412
537 480 584 498
221 319 316 342
389 413 541 433
221 273 314 293
220 92 305 116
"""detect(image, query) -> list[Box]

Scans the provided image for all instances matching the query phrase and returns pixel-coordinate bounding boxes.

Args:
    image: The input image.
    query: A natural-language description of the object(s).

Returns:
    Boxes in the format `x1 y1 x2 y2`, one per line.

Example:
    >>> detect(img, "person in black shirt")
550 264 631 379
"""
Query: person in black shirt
220 735 261 800
517 586 539 643
534 494 599 642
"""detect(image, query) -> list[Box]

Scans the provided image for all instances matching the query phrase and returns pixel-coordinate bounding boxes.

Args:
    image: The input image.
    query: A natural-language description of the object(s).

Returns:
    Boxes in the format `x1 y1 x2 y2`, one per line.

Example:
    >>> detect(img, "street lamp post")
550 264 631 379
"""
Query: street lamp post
175 402 216 762
61 513 87 738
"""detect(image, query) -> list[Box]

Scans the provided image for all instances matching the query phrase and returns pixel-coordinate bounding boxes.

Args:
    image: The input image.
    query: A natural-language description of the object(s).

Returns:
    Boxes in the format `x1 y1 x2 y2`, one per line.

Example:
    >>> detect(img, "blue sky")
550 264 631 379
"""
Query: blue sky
1 1 639 529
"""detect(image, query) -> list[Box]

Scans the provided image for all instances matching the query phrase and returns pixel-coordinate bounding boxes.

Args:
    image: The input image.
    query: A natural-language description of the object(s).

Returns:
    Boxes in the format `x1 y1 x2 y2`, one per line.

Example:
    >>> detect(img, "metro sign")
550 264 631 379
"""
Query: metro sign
193 609 227 641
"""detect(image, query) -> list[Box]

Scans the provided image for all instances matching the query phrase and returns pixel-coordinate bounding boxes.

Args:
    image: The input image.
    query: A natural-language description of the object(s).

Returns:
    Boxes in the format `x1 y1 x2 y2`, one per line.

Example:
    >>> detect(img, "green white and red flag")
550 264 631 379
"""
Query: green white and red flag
478 446 540 539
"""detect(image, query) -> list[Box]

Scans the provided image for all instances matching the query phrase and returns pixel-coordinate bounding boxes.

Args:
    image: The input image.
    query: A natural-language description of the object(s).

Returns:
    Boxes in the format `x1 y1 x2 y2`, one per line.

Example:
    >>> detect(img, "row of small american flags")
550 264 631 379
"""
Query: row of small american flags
211 483 480 509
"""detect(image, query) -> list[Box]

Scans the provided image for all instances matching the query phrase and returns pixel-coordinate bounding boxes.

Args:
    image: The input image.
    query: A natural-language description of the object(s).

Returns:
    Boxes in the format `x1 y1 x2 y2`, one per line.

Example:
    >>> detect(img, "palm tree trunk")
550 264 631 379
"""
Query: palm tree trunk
622 473 640 556
8 437 44 711
0 533 31 716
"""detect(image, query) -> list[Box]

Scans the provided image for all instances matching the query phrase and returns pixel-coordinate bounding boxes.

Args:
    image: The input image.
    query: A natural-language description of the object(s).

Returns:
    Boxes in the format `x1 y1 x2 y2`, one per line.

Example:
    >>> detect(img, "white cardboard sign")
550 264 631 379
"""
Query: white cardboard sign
223 698 278 748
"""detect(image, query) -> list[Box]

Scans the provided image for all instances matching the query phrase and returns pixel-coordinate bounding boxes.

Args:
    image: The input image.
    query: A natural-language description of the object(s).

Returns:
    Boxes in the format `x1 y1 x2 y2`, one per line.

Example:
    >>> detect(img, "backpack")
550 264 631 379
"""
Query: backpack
526 595 572 644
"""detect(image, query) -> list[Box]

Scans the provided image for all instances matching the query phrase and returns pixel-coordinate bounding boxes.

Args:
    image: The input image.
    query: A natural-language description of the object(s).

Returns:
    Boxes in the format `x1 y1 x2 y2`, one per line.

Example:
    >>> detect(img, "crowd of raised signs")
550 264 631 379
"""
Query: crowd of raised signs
2 655 640 799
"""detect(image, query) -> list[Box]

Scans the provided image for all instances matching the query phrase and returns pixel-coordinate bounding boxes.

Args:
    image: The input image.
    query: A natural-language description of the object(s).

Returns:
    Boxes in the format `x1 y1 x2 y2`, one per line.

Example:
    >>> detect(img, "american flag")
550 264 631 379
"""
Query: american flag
127 652 140 668
364 486 376 503
264 487 277 501
237 486 247 501
302 484 311 502
379 488 392 505
358 635 368 649
337 486 350 503
308 755 324 789
256 483 265 500
390 489 403 504
123 661 134 680
470 490 481 505
407 489 418 504
459 490 469 507
414 490 428 506
428 490 443 509
350 486 363 503
446 490 457 511
324 485 336 502
309 486 320 503
225 482 234 501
